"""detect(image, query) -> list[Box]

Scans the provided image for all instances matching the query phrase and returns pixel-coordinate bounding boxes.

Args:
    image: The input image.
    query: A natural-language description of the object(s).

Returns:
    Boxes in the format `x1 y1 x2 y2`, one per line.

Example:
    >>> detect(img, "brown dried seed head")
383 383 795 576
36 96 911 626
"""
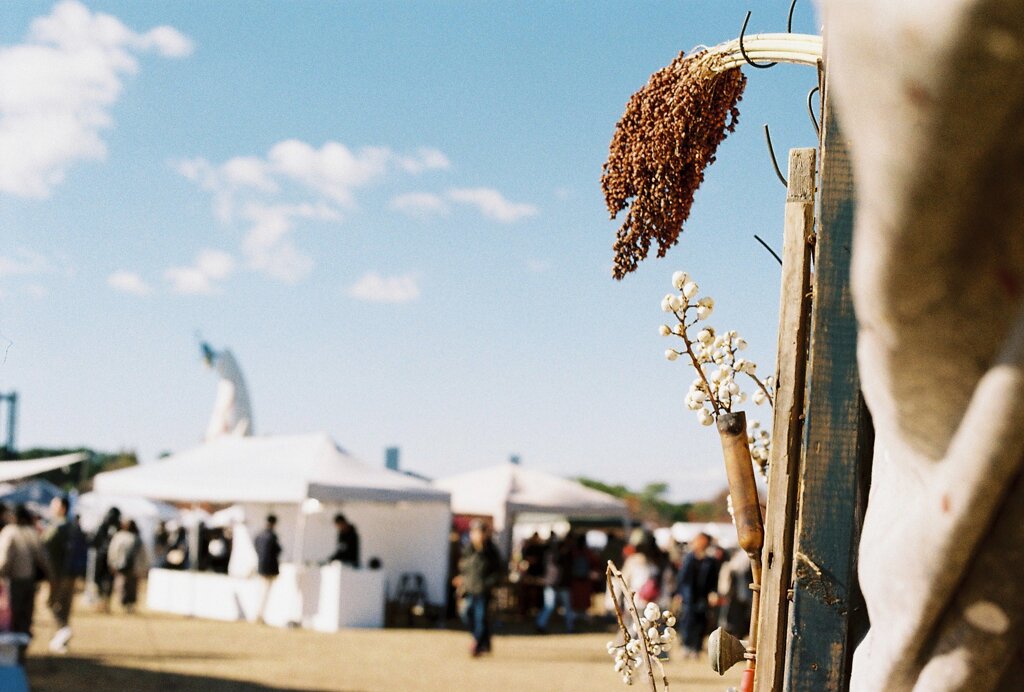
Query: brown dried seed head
602 51 746 279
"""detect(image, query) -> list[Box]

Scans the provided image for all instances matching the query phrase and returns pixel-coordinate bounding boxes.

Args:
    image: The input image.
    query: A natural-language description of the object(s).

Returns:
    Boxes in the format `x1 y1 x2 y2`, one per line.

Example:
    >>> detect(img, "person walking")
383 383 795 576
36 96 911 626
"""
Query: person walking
567 532 597 629
674 532 721 658
0 505 50 664
253 514 282 624
90 506 121 612
620 530 664 619
107 520 147 612
453 520 502 657
329 513 360 567
535 536 577 633
42 496 75 652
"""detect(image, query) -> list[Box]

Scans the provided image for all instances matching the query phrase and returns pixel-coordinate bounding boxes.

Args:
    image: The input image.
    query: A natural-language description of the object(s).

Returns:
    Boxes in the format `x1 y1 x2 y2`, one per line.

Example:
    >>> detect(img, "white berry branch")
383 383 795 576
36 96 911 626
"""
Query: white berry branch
605 561 676 690
659 270 775 473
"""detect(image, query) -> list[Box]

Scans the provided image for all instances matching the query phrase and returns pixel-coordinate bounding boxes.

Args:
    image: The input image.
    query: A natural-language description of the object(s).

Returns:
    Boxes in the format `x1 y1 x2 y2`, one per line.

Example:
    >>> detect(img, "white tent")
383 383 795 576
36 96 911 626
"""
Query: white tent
74 491 179 553
93 434 452 607
434 464 630 554
0 453 86 483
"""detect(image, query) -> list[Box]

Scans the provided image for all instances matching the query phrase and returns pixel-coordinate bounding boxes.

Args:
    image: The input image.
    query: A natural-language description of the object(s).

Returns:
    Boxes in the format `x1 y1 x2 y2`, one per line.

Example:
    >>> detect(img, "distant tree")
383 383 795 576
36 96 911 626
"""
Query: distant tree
686 488 731 522
577 476 719 525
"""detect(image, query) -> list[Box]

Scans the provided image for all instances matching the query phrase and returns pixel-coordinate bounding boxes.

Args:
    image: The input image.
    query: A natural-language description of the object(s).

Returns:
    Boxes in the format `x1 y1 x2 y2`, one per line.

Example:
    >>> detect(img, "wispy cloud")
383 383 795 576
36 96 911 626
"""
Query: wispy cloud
265 140 391 206
526 259 551 273
164 249 235 295
447 187 538 222
348 272 421 304
0 1 192 198
239 202 337 282
396 148 450 174
390 192 449 217
107 270 152 296
176 140 451 283
0 249 55 277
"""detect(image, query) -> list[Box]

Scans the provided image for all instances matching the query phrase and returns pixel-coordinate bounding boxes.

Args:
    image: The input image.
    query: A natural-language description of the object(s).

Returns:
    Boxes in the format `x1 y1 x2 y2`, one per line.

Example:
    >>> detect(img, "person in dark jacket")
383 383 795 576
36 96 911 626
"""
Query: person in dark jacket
253 514 282 624
43 496 75 652
674 532 721 658
453 520 502 657
329 513 359 567
90 506 121 612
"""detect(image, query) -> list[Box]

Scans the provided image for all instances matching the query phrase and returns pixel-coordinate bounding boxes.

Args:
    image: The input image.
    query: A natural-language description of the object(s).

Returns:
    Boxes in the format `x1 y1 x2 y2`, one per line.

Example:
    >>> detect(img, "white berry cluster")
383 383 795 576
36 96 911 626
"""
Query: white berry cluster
660 270 774 427
748 419 772 474
606 602 678 686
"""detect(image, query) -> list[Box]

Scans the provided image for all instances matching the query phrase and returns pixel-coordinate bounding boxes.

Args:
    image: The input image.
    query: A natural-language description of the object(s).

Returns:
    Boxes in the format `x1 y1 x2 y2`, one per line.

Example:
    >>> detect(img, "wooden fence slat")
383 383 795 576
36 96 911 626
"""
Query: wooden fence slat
782 75 874 691
754 147 816 692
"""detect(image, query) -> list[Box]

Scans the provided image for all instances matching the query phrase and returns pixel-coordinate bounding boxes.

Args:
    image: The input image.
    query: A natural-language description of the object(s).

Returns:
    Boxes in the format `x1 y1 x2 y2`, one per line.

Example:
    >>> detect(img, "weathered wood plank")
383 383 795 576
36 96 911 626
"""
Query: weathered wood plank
754 147 816 692
782 74 874 691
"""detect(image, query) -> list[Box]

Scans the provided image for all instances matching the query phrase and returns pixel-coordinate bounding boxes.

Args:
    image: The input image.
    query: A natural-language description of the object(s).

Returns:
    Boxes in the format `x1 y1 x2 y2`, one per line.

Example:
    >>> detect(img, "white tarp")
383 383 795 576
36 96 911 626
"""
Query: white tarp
93 434 450 505
0 453 86 483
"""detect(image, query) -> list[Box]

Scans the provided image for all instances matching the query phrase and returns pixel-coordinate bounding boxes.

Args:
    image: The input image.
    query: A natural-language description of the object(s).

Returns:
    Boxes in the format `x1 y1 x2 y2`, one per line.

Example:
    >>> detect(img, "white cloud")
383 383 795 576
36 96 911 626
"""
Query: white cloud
0 1 192 198
176 140 451 283
0 249 54 277
267 139 391 206
164 249 235 295
447 187 538 222
390 192 449 217
348 272 421 304
526 259 551 273
239 202 337 282
107 270 151 295
397 147 451 174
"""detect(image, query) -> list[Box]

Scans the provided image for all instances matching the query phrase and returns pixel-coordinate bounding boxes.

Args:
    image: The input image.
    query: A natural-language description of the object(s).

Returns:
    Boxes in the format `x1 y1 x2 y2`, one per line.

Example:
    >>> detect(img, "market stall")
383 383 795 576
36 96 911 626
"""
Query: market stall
434 463 630 556
93 433 451 630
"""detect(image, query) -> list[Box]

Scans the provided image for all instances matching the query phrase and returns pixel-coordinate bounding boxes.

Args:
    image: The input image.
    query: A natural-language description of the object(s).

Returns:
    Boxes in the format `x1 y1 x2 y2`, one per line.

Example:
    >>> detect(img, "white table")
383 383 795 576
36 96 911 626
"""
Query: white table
146 563 384 630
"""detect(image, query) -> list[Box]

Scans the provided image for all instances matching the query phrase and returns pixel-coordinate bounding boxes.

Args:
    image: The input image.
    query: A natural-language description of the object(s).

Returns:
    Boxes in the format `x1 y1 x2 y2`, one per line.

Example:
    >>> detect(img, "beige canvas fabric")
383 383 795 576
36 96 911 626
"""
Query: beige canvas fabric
820 1 1024 689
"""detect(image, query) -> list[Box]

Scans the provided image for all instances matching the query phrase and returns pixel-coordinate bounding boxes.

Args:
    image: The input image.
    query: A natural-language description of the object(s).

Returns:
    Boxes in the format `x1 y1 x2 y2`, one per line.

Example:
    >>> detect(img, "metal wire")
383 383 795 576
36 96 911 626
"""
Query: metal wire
763 124 788 188
754 235 784 266
807 85 820 136
739 12 778 69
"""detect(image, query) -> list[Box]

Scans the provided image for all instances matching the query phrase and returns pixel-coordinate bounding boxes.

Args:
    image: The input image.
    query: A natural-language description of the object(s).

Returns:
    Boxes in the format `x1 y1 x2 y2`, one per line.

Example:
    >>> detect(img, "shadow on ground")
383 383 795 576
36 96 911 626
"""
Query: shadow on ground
26 656 339 692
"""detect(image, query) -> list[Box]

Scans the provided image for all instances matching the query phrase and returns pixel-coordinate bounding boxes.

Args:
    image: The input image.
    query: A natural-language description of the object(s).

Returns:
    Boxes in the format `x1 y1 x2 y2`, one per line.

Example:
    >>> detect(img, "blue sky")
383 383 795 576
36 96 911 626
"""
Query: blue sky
0 1 821 500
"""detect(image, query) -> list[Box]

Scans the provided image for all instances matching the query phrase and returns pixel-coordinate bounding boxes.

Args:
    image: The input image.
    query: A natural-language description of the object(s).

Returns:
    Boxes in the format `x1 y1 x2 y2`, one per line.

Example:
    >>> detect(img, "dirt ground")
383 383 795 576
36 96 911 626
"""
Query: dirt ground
24 598 743 691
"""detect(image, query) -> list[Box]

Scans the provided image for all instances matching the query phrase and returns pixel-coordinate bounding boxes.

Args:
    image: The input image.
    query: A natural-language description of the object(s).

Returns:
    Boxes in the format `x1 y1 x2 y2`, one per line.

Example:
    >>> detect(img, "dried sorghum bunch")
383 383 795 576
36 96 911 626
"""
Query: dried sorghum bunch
603 52 746 279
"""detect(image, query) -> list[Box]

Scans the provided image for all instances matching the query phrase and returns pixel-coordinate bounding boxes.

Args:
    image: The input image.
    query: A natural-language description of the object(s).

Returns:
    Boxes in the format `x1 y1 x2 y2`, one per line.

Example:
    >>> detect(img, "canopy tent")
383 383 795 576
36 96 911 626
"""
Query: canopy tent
434 464 630 555
0 453 86 483
93 434 452 607
93 434 446 505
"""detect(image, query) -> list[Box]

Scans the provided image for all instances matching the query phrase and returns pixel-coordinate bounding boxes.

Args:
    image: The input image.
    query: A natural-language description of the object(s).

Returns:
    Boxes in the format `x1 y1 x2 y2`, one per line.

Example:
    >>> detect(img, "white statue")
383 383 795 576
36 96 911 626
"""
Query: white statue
201 342 253 440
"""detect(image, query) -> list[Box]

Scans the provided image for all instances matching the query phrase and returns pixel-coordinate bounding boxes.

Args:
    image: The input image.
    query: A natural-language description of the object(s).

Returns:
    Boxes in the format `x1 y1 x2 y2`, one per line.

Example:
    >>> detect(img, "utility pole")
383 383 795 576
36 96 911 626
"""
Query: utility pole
0 392 16 459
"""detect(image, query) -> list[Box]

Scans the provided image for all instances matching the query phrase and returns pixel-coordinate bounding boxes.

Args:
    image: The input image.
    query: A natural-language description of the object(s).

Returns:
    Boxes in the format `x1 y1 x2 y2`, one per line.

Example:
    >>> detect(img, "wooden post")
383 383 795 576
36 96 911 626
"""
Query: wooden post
781 76 874 690
754 147 816 692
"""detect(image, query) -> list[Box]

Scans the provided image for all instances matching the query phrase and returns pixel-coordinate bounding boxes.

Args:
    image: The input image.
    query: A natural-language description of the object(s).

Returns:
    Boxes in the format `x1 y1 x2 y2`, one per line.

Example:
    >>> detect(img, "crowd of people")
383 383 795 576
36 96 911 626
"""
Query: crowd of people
453 522 753 660
0 497 150 666
616 529 753 658
0 500 372 664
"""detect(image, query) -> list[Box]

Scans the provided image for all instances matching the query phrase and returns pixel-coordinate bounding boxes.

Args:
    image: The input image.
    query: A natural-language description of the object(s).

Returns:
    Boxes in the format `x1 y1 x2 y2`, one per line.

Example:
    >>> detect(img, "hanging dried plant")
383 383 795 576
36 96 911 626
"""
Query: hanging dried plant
602 51 747 279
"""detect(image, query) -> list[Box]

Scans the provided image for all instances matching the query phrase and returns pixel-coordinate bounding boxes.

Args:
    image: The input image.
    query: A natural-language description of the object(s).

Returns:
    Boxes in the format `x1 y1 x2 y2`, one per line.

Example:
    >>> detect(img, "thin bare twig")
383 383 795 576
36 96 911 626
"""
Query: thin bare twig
606 562 665 691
